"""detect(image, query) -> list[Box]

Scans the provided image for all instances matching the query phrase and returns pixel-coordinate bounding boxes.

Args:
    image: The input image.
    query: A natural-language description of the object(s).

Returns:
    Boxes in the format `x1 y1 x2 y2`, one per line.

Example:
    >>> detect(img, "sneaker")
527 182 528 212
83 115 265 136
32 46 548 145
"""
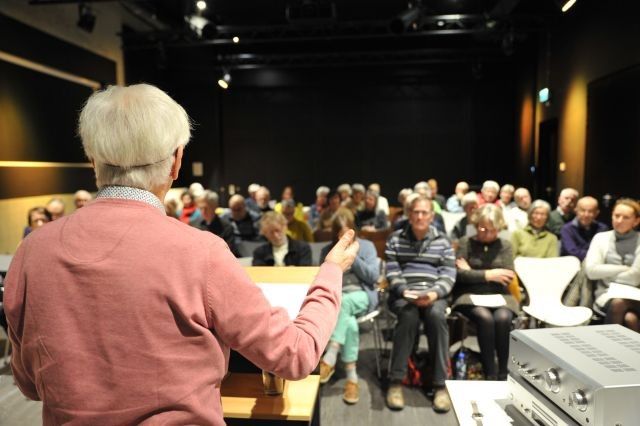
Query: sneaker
386 383 404 410
433 387 451 413
319 361 335 384
343 380 359 404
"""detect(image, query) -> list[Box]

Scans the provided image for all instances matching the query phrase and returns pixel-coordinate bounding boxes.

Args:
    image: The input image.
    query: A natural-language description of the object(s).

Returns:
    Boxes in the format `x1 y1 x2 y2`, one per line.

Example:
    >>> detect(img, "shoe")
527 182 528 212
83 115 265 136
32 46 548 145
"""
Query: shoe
343 380 359 404
319 361 335 384
433 387 451 413
386 383 404 410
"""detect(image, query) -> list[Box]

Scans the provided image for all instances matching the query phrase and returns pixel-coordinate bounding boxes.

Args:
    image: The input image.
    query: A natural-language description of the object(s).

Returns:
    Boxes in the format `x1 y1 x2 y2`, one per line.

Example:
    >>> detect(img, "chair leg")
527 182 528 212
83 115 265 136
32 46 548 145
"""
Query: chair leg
371 318 382 379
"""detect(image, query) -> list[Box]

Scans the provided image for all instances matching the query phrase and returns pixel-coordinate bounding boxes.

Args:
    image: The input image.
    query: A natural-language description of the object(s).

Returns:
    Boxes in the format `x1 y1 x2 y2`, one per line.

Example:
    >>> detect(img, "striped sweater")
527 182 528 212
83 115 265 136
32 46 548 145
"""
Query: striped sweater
385 225 456 299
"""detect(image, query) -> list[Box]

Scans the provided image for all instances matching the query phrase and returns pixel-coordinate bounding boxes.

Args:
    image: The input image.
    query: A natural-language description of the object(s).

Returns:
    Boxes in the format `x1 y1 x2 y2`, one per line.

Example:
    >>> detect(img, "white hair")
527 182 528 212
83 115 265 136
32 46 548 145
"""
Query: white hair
316 186 330 197
352 183 366 194
481 180 500 192
462 191 478 207
78 84 191 190
559 187 579 199
337 183 352 195
248 183 261 194
528 199 551 219
189 182 205 198
198 190 219 209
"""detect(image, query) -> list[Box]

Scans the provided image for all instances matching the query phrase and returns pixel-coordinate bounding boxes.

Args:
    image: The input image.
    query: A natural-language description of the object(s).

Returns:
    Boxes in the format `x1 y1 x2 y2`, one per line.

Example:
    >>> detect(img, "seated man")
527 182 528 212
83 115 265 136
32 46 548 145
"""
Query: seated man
255 186 274 213
505 187 531 232
46 197 65 220
547 188 579 236
253 212 312 266
356 190 388 231
385 194 455 413
74 190 93 209
561 196 608 261
282 199 314 242
223 194 262 242
427 178 446 209
245 183 261 215
195 190 240 257
23 206 51 238
309 185 330 230
445 181 469 213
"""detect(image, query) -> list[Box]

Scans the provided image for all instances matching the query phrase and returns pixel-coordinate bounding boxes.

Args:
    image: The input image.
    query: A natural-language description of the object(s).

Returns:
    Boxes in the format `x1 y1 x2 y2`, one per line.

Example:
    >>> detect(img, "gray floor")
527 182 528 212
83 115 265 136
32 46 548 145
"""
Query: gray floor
0 325 458 426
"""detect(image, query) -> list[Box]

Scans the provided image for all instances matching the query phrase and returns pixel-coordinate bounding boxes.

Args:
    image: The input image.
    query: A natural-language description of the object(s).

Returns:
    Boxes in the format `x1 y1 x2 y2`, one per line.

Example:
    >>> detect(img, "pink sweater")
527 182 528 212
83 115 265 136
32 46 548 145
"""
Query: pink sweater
4 198 342 425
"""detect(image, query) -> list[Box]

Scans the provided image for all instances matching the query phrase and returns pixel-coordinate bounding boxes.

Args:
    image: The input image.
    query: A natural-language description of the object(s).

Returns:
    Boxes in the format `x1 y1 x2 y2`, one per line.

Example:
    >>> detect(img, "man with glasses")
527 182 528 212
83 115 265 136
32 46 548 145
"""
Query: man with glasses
385 194 456 413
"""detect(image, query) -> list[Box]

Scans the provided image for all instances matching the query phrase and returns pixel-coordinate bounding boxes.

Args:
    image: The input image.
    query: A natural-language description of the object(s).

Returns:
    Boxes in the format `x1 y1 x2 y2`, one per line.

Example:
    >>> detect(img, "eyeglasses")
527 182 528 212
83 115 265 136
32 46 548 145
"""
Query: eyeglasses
477 226 497 233
411 210 432 217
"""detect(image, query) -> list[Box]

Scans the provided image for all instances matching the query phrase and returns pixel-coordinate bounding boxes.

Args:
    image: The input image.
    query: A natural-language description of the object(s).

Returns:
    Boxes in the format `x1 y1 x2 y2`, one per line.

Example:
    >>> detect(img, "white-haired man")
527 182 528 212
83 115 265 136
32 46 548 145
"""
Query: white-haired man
309 185 330 229
506 187 532 232
4 84 359 425
245 183 261 214
73 189 93 209
195 190 240 257
223 194 262 242
547 188 579 236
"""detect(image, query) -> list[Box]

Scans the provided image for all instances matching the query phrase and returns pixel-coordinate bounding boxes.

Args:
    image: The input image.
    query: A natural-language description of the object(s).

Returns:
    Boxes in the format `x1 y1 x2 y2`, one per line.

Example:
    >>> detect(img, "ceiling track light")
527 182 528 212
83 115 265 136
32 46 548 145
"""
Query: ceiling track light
217 72 231 90
559 0 578 13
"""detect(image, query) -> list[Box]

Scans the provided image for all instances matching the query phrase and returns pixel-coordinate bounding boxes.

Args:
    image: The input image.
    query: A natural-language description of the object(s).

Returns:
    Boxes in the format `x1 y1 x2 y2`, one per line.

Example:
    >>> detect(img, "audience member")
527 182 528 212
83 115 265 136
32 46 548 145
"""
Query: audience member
255 186 274 213
189 182 205 199
511 199 558 258
319 208 379 404
547 188 579 236
309 185 329 229
453 205 517 380
477 180 500 207
164 198 179 219
46 198 65 220
428 178 447 209
498 184 515 211
275 185 305 221
23 206 51 238
385 195 455 413
349 183 366 212
245 183 261 214
368 183 389 215
224 194 261 242
318 191 342 232
585 198 640 331
195 190 240 257
178 190 202 225
252 212 312 266
445 181 469 213
505 187 531 232
282 199 314 242
560 196 607 261
414 181 441 213
451 192 479 243
74 190 93 209
393 188 413 225
4 83 357 425
356 190 388 231
337 183 353 204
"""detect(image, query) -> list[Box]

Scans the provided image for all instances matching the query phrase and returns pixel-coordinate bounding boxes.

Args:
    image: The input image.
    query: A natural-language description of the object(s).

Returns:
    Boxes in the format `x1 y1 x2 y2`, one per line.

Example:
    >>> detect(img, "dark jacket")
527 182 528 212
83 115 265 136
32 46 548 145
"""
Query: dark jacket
251 237 312 266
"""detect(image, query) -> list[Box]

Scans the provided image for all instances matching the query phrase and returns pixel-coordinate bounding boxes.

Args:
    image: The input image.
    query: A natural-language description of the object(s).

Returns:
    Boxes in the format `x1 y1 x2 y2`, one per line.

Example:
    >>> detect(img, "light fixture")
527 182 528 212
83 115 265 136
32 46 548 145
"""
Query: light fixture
232 36 240 43
390 3 422 35
538 88 550 103
77 3 96 33
196 0 207 11
217 72 231 89
560 0 577 12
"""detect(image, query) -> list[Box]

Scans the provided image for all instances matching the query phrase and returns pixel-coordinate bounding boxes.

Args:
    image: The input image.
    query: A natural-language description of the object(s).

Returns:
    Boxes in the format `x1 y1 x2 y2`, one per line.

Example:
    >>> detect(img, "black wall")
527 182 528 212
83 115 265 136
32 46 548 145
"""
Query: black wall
127 53 527 205
0 13 116 199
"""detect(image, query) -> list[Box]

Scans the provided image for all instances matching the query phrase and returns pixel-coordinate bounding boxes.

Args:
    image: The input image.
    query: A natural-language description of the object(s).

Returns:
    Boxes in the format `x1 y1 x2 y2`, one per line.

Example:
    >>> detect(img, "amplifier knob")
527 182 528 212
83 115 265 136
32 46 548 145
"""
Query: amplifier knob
571 390 588 412
544 368 560 393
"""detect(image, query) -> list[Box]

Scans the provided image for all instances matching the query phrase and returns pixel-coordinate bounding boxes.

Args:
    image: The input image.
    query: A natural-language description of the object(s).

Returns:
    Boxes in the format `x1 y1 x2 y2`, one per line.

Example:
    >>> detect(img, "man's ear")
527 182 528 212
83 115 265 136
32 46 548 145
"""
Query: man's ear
170 146 184 180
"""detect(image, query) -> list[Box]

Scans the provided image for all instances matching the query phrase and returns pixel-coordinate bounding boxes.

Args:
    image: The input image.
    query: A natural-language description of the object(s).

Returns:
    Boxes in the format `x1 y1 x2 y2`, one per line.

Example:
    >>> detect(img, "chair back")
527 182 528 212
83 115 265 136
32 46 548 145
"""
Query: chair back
440 211 465 237
309 241 330 266
236 241 264 258
514 256 592 326
358 228 393 259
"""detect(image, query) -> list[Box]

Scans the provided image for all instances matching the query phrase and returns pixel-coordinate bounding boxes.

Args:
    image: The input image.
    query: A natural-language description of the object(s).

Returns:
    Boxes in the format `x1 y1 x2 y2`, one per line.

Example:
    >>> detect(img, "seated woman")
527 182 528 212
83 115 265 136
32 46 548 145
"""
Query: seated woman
317 190 342 232
318 208 379 404
356 190 388 231
274 185 305 222
252 212 312 266
453 204 517 380
585 198 640 331
511 199 558 258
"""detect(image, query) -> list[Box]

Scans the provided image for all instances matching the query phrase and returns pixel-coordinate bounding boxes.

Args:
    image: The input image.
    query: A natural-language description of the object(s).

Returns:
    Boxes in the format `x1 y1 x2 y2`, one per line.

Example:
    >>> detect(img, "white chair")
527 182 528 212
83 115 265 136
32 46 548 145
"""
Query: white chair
514 256 592 327
309 242 329 266
440 211 465 237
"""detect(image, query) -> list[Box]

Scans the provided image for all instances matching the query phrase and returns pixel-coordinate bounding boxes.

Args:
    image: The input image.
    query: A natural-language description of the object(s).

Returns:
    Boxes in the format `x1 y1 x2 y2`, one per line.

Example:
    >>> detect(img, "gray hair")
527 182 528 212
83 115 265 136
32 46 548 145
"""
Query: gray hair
337 183 352 195
260 211 287 231
481 180 500 192
281 199 296 209
408 194 432 212
559 187 579 199
461 191 478 207
352 183 366 194
398 188 413 204
198 190 219 209
472 204 505 229
316 186 330 197
500 184 515 193
528 199 551 219
248 183 260 194
79 84 191 190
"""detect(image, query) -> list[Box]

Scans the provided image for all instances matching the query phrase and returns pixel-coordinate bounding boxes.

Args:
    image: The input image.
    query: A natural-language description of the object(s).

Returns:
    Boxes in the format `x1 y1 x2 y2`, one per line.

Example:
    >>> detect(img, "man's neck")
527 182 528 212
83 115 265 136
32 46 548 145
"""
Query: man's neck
413 228 429 241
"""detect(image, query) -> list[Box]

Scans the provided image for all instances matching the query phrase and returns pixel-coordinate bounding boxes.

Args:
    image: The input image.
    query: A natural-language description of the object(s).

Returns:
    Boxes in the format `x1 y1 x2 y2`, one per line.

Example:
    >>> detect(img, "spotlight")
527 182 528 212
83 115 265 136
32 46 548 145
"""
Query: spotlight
560 0 577 12
196 0 207 11
390 5 421 35
232 36 240 43
217 72 231 89
538 87 550 104
77 3 96 33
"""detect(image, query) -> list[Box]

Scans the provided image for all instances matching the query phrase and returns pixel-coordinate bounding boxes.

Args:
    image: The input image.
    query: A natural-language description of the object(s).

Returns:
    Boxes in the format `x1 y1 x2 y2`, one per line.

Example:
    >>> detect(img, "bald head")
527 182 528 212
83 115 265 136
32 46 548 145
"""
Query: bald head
575 196 599 228
229 194 247 221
